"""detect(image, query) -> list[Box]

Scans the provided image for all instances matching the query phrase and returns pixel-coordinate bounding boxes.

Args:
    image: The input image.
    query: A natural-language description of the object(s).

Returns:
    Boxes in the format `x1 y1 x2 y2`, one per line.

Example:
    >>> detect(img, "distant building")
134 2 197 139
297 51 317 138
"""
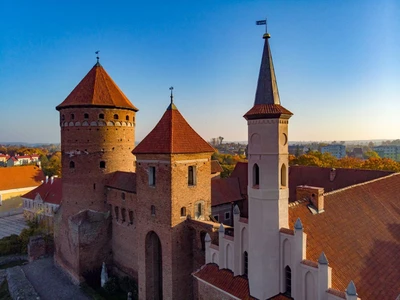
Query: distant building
6 154 40 167
373 145 400 161
0 154 10 167
321 144 346 158
351 147 363 159
288 144 304 156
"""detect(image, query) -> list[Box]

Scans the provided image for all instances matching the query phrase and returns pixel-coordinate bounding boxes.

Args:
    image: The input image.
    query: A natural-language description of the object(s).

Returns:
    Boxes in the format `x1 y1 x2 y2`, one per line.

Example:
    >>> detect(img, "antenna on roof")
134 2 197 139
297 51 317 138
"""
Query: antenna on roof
95 50 100 64
169 86 174 104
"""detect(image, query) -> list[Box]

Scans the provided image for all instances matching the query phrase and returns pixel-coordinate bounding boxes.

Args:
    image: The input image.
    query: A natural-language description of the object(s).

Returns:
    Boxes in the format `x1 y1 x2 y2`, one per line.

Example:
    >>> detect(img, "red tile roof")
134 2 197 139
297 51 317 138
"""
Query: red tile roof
56 63 138 111
230 162 248 196
211 160 223 174
0 166 45 191
133 105 215 154
243 104 292 120
22 177 62 205
193 264 256 300
288 173 400 299
211 177 243 206
105 171 136 193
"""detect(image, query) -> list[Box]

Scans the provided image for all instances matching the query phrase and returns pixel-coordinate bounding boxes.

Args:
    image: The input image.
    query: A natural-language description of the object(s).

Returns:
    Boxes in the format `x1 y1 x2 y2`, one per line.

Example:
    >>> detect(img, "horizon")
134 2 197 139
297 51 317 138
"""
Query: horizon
1 0 399 143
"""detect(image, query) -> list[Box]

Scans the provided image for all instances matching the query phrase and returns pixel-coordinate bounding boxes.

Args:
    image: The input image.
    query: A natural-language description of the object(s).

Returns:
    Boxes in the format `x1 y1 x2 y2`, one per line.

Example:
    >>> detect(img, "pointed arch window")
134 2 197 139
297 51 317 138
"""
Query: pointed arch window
281 164 287 187
114 114 119 120
285 265 292 296
253 164 260 188
69 161 75 169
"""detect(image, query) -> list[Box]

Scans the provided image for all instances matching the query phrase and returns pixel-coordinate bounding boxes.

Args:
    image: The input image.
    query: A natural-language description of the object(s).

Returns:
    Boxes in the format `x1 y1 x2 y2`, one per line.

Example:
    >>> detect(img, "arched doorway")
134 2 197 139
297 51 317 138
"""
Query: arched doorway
145 231 163 300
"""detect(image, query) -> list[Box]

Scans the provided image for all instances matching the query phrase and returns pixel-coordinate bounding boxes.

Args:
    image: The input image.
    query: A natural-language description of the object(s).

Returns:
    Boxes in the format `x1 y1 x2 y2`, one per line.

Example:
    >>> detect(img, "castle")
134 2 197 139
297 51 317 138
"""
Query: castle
53 30 399 300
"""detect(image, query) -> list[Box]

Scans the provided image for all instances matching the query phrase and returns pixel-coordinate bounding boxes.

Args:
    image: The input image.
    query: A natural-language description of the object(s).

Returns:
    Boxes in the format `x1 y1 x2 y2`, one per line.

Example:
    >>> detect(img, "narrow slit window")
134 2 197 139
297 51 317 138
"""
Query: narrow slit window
69 161 75 169
244 251 249 276
149 166 156 186
100 161 106 169
188 166 196 186
180 207 186 217
253 164 260 187
285 266 292 296
151 205 156 216
114 206 119 221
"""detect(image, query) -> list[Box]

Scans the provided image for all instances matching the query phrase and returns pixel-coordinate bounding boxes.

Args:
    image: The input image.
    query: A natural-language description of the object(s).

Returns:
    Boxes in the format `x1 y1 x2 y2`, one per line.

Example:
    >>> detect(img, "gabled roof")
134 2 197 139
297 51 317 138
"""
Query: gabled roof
211 160 223 174
56 63 138 112
288 173 400 299
133 103 215 154
211 177 243 206
0 166 45 191
105 171 136 193
244 34 292 120
22 177 62 205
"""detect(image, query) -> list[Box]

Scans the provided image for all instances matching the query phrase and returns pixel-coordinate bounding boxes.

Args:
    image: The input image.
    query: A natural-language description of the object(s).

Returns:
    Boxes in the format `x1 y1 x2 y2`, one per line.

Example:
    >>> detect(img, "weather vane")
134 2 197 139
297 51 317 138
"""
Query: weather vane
95 50 100 63
169 86 174 104
256 18 268 35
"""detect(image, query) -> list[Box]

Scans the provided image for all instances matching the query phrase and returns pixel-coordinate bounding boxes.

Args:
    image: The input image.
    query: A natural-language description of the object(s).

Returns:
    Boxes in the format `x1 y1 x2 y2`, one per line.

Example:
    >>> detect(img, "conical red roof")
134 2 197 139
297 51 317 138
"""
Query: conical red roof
56 63 138 111
133 104 215 154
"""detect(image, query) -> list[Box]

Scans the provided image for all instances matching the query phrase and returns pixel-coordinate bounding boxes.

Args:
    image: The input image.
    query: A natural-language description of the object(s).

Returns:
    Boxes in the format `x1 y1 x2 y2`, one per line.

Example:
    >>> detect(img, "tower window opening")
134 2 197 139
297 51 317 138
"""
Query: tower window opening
114 114 119 120
253 164 260 188
84 113 89 119
71 113 75 120
149 166 156 186
69 161 75 169
93 183 96 190
285 266 292 296
126 115 129 121
61 115 65 121
188 166 196 186
180 207 186 217
114 206 119 221
121 192 125 200
100 161 106 169
244 251 249 276
99 113 104 119
195 202 203 219
121 208 126 222
129 210 133 224
281 164 287 187
151 205 156 216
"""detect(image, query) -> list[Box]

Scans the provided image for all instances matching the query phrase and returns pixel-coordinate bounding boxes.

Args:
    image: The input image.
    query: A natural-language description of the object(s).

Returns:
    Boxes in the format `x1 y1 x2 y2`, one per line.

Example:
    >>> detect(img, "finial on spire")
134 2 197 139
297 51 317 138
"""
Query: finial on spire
95 50 100 65
256 18 270 39
169 86 174 104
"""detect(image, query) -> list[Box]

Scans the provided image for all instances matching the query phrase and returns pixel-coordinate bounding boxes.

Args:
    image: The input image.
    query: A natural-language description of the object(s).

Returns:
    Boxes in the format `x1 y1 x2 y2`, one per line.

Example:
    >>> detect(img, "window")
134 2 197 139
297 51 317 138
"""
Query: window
61 115 65 121
69 161 75 169
129 210 133 224
244 251 249 276
93 183 96 190
149 166 156 186
114 114 119 120
188 166 196 186
285 266 292 296
281 164 287 187
84 113 89 119
180 207 186 217
213 215 219 221
126 115 129 121
200 231 206 250
99 113 104 119
121 192 125 200
100 161 106 168
224 212 231 220
121 208 126 222
71 113 75 120
114 206 119 221
253 164 259 187
195 202 202 219
151 205 156 216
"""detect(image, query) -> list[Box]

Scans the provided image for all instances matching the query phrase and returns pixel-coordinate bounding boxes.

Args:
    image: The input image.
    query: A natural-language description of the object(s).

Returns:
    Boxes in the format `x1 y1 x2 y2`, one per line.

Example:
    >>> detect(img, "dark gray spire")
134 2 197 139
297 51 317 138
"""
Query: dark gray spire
254 33 280 105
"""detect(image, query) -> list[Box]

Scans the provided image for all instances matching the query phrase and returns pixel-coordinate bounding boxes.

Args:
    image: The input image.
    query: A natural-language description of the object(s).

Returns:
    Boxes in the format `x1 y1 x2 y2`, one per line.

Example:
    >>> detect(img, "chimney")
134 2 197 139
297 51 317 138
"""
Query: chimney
51 176 54 184
296 186 324 213
45 176 49 184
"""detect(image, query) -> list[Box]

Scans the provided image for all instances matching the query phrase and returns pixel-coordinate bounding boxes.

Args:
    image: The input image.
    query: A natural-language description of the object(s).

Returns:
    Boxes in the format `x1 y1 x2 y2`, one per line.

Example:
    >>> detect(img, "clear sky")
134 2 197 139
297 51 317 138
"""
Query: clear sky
1 0 399 144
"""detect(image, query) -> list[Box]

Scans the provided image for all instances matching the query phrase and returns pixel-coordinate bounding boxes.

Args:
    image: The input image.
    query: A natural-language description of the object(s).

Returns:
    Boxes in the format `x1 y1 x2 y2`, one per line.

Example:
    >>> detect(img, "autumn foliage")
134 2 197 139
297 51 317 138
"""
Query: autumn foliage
290 151 400 172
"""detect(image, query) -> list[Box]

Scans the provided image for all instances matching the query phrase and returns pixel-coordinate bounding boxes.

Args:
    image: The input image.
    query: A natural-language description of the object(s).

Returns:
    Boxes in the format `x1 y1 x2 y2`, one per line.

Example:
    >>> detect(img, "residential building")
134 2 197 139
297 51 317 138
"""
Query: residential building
321 144 346 158
373 145 400 161
6 154 40 167
0 153 10 167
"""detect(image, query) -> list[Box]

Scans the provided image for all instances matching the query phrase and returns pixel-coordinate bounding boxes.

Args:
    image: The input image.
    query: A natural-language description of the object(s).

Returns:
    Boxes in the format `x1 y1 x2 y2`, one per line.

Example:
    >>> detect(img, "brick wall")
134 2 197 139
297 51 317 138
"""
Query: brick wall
193 277 238 300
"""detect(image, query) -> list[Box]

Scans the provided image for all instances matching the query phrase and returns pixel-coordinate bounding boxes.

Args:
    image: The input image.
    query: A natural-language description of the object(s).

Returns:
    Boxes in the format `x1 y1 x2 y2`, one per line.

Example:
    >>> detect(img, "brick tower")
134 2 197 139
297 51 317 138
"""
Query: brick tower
244 32 293 299
132 95 214 300
54 60 138 282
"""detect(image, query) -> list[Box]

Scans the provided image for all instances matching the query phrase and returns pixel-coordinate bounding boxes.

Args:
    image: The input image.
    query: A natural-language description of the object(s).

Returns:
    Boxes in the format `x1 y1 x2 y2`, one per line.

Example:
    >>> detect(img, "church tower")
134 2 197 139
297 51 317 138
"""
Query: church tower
244 32 293 299
54 60 138 282
132 95 214 300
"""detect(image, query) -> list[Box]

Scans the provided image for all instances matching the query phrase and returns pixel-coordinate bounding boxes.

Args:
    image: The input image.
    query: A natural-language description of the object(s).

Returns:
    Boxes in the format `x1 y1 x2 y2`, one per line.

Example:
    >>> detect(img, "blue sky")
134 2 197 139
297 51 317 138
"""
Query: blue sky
0 0 399 143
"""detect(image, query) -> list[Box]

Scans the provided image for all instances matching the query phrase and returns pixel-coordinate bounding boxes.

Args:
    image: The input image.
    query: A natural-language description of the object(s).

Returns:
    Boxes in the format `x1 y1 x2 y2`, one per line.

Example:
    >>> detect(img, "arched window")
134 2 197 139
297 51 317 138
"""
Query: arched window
188 166 196 186
69 161 75 169
253 164 260 187
200 231 206 250
126 115 129 121
114 114 119 120
99 113 104 119
84 113 89 119
243 251 249 276
180 207 186 217
121 208 126 222
114 206 119 221
151 205 156 216
281 164 287 187
71 113 75 120
285 266 292 296
129 210 133 224
100 161 106 168
121 192 125 200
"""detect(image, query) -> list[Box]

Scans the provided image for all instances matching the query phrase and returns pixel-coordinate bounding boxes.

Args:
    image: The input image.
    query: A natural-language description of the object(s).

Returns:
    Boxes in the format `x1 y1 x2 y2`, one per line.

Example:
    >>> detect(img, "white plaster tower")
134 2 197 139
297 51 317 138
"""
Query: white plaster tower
244 30 293 299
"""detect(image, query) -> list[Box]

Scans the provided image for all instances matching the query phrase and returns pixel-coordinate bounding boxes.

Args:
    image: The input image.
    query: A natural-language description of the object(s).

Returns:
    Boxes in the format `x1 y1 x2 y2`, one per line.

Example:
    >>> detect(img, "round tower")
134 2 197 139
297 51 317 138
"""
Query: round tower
56 61 138 213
